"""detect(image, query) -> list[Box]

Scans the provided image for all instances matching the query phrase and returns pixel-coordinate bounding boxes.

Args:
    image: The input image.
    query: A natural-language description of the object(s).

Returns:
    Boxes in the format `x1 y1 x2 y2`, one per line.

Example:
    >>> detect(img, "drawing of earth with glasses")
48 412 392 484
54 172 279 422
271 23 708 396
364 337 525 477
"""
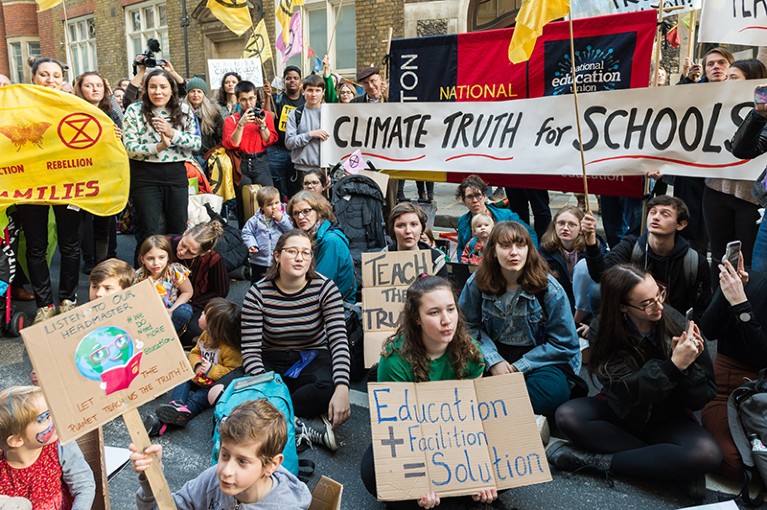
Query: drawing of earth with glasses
74 326 145 395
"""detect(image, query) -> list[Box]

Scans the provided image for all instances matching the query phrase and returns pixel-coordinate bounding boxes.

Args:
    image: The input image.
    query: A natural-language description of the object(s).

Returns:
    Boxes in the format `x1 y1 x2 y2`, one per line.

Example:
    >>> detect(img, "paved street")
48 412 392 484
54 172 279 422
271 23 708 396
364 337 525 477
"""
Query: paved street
0 181 752 509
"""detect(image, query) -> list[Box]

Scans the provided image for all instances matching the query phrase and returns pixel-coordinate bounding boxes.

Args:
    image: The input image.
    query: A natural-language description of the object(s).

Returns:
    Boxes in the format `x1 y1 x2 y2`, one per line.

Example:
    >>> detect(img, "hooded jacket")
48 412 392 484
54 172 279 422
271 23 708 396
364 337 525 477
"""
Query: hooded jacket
585 233 711 322
315 219 357 303
136 465 312 510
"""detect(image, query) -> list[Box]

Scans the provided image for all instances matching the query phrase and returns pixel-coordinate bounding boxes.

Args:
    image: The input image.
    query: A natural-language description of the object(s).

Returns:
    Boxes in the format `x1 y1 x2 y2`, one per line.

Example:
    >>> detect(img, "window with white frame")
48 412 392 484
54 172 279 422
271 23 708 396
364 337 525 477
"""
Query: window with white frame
125 0 169 76
68 16 97 78
7 39 41 84
280 0 356 76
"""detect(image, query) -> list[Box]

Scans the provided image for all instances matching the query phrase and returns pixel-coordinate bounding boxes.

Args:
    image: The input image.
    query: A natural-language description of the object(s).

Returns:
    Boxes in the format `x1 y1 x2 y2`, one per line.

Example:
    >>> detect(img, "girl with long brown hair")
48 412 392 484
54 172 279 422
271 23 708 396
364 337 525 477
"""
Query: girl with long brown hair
458 221 580 417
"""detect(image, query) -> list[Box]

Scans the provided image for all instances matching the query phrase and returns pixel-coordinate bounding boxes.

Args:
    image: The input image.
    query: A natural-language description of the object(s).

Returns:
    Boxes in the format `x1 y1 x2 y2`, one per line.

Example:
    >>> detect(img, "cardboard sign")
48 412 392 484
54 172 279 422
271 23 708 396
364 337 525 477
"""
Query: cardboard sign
699 0 766 46
207 58 264 87
21 279 194 443
360 251 434 367
321 81 766 180
308 476 343 510
368 373 551 501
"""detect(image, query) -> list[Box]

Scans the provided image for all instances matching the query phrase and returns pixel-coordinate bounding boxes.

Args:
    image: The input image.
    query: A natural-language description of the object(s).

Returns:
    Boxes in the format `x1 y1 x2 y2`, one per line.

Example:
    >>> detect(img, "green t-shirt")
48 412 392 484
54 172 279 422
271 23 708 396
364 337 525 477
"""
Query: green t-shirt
377 336 485 382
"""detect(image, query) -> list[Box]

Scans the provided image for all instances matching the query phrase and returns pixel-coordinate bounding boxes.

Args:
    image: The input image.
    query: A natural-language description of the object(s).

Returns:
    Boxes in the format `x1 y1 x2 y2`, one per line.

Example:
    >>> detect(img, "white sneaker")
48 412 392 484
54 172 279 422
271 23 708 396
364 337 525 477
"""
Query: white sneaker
295 416 337 451
536 414 550 446
59 299 77 314
33 305 56 324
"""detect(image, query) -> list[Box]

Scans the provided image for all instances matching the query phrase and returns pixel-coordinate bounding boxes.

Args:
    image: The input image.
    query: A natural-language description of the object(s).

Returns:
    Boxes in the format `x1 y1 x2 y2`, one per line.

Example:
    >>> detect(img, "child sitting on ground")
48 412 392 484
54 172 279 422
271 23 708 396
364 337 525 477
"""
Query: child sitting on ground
134 235 194 334
152 298 242 431
461 213 494 265
130 400 312 509
241 186 293 283
0 386 95 509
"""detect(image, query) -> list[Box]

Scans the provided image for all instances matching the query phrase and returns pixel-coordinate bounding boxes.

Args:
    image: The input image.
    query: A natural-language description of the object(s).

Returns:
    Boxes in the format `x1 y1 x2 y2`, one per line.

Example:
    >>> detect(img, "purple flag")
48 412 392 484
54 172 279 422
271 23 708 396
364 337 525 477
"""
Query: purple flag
276 11 302 61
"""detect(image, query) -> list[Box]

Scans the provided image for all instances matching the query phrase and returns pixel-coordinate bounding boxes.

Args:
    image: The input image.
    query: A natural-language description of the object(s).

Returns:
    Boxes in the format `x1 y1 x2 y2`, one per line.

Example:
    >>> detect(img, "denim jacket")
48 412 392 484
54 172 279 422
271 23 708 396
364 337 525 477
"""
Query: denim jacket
458 273 581 374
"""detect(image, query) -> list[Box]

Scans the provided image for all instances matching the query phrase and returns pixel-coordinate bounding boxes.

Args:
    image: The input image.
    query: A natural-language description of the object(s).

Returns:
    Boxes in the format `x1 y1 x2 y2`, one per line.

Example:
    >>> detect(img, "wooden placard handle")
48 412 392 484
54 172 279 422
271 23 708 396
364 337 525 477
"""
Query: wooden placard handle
122 408 176 510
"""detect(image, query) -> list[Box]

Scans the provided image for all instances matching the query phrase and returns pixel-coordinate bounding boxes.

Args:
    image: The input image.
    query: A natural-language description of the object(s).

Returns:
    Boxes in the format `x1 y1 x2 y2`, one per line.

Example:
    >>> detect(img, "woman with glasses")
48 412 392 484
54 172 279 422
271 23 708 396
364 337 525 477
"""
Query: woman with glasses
455 175 537 251
549 264 720 496
458 221 581 417
241 229 351 451
287 191 356 303
302 168 331 197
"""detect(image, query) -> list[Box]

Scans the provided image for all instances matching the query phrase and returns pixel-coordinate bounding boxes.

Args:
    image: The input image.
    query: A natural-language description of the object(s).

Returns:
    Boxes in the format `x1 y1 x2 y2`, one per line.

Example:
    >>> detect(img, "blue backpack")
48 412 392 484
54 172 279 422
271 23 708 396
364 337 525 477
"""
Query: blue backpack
211 372 299 475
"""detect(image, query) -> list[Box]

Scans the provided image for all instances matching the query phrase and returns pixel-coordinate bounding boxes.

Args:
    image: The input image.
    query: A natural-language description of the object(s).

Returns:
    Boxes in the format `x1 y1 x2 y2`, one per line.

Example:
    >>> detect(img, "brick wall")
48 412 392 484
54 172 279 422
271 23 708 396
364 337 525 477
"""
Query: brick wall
0 4 8 75
355 0 404 75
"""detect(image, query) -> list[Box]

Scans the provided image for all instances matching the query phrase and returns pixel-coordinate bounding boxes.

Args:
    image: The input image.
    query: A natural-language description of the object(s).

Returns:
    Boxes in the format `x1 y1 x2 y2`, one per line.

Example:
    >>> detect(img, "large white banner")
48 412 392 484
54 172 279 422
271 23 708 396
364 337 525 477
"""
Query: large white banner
320 81 765 180
699 0 767 46
570 0 700 19
207 58 263 87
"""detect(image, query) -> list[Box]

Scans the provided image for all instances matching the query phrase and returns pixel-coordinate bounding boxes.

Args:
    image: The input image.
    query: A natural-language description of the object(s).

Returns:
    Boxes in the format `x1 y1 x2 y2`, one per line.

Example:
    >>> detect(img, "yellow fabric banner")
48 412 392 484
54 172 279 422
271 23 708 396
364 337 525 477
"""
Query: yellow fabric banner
243 19 273 62
34 0 63 12
207 0 252 37
508 0 570 64
276 0 304 45
0 85 129 216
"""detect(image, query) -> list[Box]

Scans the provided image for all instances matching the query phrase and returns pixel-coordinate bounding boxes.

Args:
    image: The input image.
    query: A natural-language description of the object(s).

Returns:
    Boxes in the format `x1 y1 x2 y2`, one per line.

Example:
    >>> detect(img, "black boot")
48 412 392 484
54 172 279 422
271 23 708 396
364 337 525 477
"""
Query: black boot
546 441 613 474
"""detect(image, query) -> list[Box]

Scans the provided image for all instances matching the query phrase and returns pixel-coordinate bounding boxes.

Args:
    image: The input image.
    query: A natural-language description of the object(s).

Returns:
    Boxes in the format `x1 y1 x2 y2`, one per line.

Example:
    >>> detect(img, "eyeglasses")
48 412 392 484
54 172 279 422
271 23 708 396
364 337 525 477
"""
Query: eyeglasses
339 89 354 95
624 288 667 313
464 193 485 202
281 247 313 258
304 180 322 186
291 208 315 219
555 221 579 229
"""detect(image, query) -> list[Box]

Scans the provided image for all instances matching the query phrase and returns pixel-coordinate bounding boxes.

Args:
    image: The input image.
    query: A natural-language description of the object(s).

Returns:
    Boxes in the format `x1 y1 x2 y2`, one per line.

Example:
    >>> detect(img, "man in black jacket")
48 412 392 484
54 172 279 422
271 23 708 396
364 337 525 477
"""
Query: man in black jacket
582 195 711 321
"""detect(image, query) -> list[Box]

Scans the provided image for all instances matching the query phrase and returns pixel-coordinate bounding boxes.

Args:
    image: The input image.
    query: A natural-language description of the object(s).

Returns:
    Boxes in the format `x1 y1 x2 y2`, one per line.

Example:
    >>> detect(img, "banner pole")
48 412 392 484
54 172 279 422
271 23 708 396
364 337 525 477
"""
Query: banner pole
687 10 697 63
61 0 74 80
326 0 345 59
567 7 590 213
652 0 665 87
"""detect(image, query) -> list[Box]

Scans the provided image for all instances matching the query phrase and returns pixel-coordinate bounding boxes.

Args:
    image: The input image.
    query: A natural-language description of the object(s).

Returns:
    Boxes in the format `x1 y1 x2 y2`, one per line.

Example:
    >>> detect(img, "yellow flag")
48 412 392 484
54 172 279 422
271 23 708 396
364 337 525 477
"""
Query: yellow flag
508 0 570 64
276 0 304 45
207 0 252 36
0 85 129 216
34 0 63 11
243 19 273 62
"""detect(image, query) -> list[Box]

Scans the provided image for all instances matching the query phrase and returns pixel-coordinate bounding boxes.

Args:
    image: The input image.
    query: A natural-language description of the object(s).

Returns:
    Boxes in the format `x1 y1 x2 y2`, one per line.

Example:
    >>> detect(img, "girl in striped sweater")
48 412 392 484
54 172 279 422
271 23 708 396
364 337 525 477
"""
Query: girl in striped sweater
241 230 351 451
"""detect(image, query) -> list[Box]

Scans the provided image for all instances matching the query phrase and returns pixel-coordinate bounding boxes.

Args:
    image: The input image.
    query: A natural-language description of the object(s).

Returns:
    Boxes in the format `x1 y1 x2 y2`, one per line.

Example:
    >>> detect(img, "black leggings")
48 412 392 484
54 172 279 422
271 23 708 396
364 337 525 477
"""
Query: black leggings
263 349 335 418
555 397 722 480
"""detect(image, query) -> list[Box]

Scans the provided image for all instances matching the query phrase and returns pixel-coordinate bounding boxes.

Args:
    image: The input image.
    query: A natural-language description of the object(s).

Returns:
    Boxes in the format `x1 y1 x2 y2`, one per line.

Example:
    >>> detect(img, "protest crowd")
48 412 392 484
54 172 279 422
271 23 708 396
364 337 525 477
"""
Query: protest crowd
2 4 767 510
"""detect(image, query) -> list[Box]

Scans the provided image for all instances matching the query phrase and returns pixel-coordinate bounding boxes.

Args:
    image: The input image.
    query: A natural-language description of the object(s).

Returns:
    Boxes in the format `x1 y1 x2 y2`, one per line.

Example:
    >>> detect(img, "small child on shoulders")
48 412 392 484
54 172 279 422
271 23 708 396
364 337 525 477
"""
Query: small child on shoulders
151 298 242 432
130 399 312 510
461 213 494 265
241 186 293 283
0 386 95 510
134 236 194 333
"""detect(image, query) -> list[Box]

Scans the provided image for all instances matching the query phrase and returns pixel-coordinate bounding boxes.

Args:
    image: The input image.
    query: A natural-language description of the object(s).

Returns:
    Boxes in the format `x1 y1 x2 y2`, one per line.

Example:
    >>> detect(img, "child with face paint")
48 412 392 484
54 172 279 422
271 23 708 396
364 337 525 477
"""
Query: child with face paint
0 386 95 509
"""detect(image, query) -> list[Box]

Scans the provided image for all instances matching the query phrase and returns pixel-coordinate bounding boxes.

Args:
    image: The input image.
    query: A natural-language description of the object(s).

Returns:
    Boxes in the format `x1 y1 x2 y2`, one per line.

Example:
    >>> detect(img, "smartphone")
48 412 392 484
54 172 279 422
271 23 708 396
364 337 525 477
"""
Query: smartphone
755 85 767 105
685 307 694 329
723 240 742 268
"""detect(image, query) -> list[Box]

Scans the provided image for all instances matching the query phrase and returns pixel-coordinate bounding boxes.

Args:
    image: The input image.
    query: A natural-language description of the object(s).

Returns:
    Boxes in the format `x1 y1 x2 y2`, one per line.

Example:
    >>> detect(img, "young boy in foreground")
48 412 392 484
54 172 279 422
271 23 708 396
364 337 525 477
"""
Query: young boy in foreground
129 400 312 509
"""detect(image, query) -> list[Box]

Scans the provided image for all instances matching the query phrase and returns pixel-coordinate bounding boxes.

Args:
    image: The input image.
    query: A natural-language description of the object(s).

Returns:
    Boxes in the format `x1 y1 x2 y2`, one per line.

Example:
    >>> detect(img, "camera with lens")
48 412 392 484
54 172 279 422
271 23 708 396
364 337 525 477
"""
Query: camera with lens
132 38 163 75
249 106 266 120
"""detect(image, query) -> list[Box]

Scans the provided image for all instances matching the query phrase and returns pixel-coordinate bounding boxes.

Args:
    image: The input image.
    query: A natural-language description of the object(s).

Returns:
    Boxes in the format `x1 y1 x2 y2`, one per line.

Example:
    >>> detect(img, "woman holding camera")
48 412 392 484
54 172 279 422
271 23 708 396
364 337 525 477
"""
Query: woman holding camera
123 68 200 264
222 80 278 225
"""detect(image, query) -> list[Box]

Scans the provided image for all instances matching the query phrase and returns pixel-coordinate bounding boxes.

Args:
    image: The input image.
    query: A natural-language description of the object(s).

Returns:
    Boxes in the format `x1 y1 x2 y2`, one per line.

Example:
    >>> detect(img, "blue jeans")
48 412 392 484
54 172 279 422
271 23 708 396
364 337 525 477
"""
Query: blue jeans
266 146 294 200
600 195 642 249
753 213 767 273
572 258 600 314
171 303 193 333
169 381 211 417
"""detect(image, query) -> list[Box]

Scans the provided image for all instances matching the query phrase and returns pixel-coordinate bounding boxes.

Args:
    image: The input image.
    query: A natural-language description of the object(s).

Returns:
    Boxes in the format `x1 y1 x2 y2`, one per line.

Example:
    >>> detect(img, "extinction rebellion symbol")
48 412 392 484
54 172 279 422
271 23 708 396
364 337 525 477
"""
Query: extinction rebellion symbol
57 113 102 150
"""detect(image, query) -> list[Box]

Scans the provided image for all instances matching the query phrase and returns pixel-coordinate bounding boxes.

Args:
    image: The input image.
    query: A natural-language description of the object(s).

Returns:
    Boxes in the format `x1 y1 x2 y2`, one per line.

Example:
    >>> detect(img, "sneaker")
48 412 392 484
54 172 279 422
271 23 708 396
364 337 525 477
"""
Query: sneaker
34 305 56 324
295 416 337 452
143 414 166 437
59 299 77 314
156 401 193 426
536 414 550 446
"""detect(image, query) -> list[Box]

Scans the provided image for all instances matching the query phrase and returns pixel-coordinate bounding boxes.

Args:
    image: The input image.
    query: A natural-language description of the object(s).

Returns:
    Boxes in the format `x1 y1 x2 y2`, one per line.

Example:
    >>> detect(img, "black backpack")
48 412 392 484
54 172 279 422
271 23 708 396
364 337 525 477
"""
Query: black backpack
203 203 248 272
331 174 387 294
728 368 767 506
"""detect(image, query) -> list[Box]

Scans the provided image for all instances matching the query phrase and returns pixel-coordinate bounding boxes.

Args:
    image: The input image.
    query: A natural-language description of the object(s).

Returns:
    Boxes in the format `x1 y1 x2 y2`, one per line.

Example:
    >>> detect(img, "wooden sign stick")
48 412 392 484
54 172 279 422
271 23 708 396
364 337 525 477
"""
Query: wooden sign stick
567 7 590 212
687 10 698 64
122 408 176 510
326 0 345 58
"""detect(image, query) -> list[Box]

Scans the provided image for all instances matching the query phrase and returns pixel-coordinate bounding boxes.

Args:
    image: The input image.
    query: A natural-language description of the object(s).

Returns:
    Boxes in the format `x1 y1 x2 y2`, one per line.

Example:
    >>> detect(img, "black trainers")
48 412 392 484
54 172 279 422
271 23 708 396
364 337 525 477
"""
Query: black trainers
156 401 193 427
295 416 337 451
143 414 166 437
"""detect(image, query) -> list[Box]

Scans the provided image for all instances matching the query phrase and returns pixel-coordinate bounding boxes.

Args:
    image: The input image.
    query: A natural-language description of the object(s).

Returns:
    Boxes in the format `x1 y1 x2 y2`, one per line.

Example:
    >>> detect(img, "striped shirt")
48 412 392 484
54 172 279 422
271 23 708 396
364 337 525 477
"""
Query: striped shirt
241 276 351 386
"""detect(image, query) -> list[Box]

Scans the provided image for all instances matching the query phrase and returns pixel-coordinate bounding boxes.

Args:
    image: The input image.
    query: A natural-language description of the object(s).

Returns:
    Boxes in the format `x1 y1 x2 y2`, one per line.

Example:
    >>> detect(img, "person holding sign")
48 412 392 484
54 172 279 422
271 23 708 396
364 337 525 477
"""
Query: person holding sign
458 221 581 417
241 230 351 451
550 265 720 496
0 386 95 509
455 175 537 253
287 191 356 303
360 275 495 509
129 400 312 509
123 68 201 265
384 202 447 277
